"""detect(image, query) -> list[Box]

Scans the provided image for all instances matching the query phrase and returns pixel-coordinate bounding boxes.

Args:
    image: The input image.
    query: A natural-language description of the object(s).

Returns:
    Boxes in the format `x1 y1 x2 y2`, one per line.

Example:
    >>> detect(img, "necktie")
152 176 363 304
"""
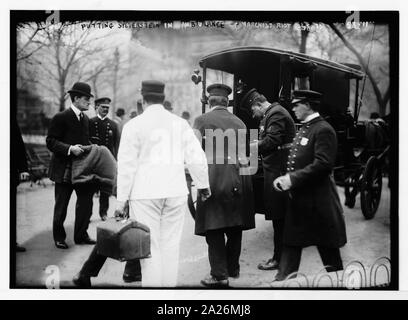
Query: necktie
79 112 84 123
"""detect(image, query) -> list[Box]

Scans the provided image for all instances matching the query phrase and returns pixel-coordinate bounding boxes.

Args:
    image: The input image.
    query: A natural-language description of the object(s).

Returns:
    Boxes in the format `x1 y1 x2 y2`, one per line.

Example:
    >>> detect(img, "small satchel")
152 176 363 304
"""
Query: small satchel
96 216 151 261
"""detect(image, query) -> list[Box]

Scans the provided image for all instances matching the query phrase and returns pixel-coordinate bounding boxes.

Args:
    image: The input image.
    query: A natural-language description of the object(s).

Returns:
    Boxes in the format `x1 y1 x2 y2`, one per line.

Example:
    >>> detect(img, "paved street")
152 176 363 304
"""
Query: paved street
15 178 391 288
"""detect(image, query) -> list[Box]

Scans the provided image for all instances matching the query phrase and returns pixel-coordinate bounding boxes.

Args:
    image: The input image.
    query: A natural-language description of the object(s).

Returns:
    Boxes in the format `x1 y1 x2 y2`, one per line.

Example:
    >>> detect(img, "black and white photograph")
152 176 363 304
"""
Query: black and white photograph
9 8 398 293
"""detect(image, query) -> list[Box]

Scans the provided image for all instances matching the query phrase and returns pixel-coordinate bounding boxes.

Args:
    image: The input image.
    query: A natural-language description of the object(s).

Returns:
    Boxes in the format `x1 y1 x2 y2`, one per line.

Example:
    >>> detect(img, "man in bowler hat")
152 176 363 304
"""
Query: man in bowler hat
272 90 347 282
89 97 120 221
241 88 295 271
194 83 255 288
46 82 97 249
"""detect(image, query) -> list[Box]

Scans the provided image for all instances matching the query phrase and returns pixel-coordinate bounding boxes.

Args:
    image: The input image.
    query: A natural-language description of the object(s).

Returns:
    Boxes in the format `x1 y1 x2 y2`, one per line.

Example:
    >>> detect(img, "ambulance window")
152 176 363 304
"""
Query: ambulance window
206 69 234 96
293 76 310 90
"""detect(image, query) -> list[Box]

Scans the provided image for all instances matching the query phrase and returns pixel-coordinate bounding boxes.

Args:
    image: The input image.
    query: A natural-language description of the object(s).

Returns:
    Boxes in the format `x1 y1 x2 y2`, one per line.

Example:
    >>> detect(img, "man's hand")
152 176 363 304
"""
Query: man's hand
114 201 128 219
197 187 211 202
19 172 30 181
71 144 84 156
273 174 292 192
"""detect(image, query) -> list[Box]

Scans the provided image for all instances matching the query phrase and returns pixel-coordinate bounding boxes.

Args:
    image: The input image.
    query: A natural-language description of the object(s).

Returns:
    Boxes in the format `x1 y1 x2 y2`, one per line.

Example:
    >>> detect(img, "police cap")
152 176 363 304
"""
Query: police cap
95 97 112 105
240 88 264 109
141 80 165 98
292 90 322 105
207 83 232 98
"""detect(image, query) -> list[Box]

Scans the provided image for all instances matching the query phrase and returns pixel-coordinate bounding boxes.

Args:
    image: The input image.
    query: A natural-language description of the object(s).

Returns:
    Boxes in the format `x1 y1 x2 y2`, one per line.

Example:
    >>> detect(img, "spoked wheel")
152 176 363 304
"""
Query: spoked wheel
360 156 383 220
186 173 197 220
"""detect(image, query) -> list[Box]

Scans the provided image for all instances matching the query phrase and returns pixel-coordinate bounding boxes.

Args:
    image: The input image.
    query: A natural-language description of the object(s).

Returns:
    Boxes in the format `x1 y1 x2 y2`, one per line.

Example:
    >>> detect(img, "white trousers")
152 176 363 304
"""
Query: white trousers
129 196 187 287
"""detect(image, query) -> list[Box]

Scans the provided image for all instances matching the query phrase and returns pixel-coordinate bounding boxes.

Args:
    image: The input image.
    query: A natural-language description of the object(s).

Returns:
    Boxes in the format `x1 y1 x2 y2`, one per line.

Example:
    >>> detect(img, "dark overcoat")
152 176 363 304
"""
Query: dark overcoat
46 108 90 183
284 116 347 248
258 103 295 220
193 106 255 236
89 116 120 159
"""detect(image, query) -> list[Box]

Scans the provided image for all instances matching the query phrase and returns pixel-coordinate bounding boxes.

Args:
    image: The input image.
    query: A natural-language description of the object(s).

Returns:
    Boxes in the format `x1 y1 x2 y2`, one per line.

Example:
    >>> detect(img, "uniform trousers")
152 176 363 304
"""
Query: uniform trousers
275 245 343 281
129 196 187 287
272 219 285 262
205 227 243 280
53 182 95 243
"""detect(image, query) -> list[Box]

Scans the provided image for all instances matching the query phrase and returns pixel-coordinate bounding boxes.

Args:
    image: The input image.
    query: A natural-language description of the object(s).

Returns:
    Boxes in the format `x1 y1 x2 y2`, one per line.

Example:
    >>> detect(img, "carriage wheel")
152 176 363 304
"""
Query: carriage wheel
186 174 197 220
361 156 383 220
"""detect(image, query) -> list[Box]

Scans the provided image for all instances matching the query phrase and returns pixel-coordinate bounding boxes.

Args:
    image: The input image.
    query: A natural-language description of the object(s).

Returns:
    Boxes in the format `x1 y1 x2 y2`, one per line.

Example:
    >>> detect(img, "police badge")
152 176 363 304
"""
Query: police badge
300 137 309 146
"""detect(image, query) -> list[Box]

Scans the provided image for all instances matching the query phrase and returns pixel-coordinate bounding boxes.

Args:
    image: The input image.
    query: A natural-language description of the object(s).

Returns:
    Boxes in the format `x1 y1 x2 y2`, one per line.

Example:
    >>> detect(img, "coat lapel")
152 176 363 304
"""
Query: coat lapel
67 108 81 127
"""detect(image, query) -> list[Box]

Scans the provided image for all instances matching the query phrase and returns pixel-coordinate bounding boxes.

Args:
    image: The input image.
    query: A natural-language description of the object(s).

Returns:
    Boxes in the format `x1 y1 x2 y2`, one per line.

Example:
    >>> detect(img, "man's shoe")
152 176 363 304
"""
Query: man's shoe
75 237 96 245
55 241 69 249
72 273 91 288
16 244 26 252
100 215 108 221
201 276 229 288
123 273 142 283
257 258 279 271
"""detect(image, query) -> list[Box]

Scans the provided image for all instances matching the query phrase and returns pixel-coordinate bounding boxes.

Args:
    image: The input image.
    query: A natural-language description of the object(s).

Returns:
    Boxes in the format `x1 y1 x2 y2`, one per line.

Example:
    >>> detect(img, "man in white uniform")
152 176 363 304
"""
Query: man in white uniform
115 80 210 287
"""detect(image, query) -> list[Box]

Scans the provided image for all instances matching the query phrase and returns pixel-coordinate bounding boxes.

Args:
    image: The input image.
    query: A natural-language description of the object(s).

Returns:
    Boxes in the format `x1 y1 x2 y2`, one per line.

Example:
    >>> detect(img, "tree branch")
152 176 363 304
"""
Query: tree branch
329 23 384 110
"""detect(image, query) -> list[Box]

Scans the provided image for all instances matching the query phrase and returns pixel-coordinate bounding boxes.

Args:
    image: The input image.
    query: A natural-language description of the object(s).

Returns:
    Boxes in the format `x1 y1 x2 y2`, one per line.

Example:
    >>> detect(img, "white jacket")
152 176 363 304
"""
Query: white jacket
117 104 209 201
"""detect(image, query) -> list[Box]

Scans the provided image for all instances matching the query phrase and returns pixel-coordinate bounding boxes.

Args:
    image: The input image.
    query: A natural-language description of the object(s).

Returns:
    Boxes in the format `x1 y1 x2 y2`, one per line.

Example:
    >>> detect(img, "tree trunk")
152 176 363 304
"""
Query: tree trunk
112 48 120 116
329 23 388 116
379 86 390 117
299 29 310 89
59 82 66 111
299 29 309 54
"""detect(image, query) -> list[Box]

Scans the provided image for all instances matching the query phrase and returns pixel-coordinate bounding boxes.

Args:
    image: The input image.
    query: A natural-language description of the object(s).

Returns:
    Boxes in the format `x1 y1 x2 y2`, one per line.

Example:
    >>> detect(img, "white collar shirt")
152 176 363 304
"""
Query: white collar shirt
70 104 82 121
117 104 209 201
302 112 320 124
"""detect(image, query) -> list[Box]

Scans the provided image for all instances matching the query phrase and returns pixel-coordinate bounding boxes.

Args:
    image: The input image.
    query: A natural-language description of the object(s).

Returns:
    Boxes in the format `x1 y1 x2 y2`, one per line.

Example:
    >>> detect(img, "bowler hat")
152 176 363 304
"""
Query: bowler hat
207 83 232 98
292 90 322 104
141 80 165 98
95 97 112 105
67 82 94 98
240 88 262 109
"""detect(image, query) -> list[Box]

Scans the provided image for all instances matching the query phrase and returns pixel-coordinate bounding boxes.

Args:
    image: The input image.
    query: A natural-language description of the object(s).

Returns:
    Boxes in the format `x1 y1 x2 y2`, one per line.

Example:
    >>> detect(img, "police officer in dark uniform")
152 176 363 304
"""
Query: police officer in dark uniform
194 83 255 288
89 97 120 220
241 89 295 271
272 90 347 282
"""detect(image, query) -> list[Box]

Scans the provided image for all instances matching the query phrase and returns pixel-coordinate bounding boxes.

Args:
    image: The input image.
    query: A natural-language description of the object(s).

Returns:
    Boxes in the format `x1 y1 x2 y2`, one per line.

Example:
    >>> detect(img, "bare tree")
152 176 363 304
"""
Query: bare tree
288 23 311 54
17 23 47 62
24 22 112 111
329 23 390 116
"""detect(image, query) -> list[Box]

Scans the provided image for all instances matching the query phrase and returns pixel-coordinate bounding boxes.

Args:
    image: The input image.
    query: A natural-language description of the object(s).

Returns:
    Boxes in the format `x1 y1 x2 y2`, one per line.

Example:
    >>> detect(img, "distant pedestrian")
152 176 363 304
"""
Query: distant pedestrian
136 99 144 115
113 108 125 134
129 109 138 119
181 111 191 125
163 100 173 112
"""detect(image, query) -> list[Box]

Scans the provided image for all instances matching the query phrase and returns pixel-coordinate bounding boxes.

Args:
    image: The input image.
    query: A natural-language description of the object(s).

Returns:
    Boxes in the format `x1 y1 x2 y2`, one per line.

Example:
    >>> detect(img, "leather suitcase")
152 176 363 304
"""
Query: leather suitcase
96 218 151 261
